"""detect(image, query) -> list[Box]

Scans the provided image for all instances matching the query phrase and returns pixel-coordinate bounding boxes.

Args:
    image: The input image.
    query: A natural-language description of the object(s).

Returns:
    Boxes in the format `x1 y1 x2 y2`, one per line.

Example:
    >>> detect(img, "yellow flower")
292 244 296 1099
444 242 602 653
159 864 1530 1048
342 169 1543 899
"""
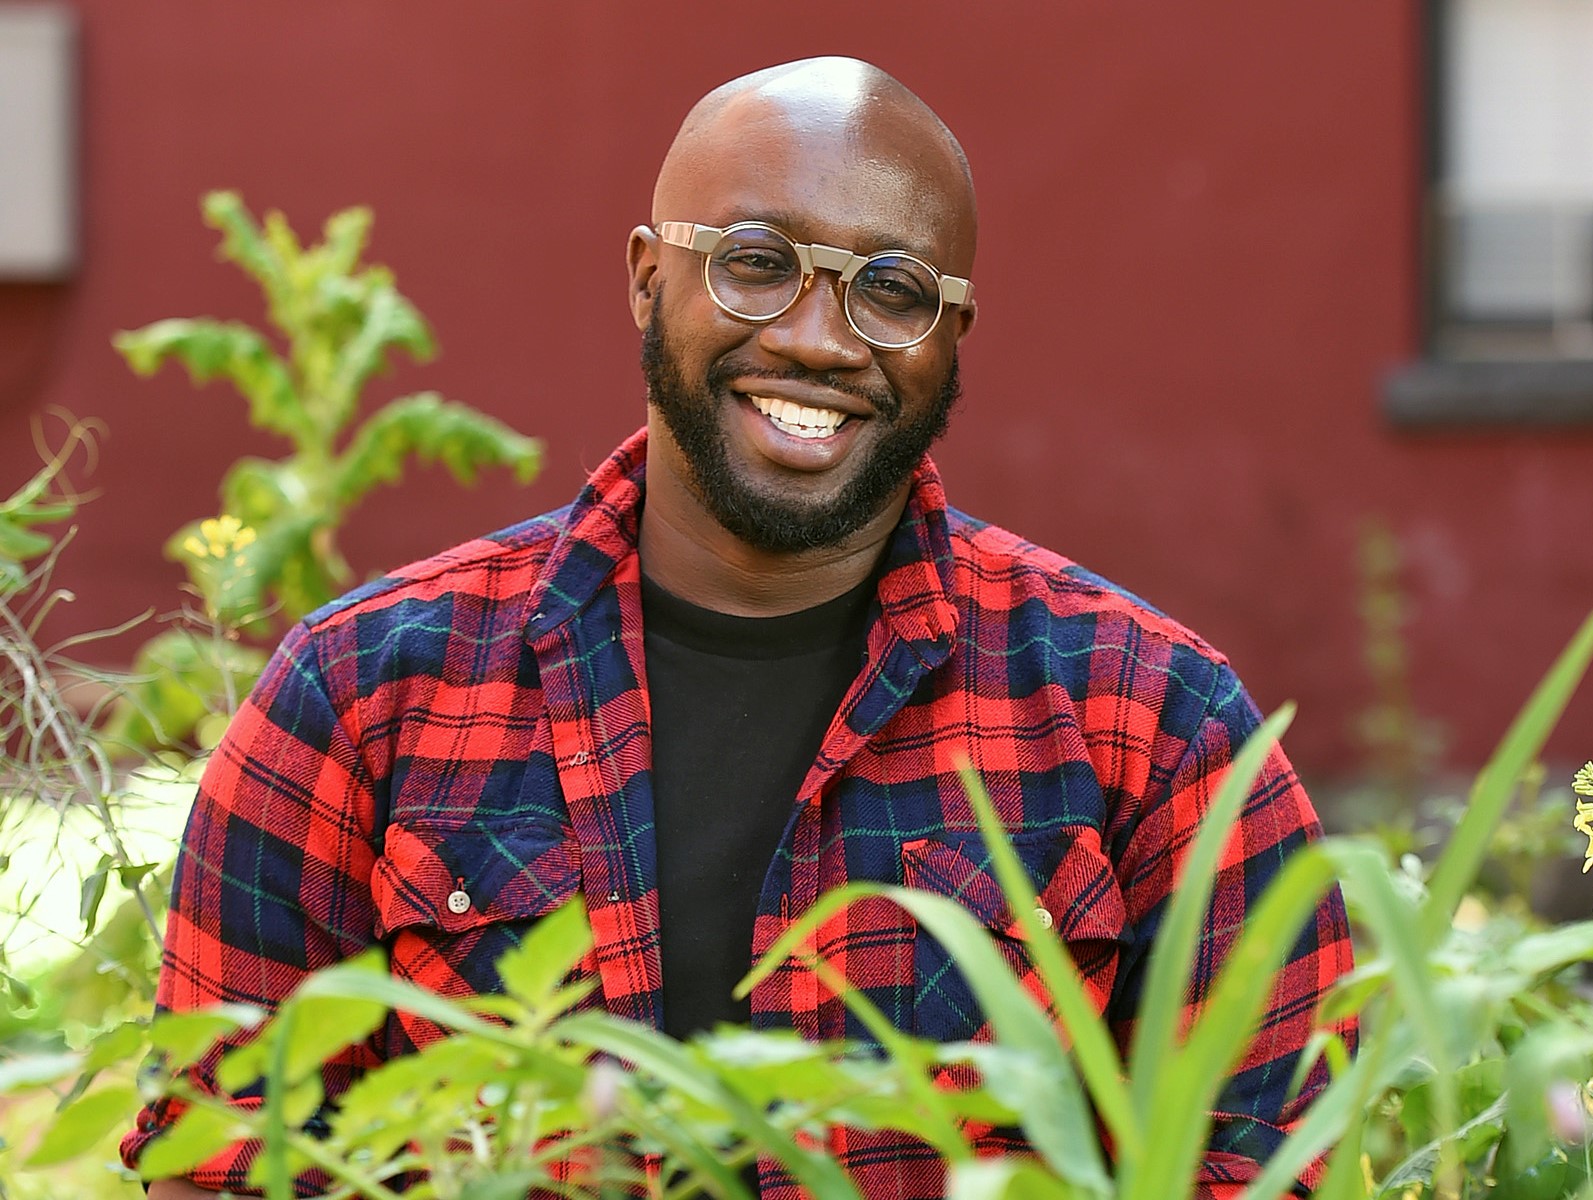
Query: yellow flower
1573 762 1593 873
183 514 257 561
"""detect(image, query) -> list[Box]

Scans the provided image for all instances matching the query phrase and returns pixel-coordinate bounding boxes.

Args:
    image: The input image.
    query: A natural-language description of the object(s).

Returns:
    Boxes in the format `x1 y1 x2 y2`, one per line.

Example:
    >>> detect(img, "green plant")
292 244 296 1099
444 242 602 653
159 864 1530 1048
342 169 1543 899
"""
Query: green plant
9 612 1592 1198
0 427 172 1198
108 192 542 747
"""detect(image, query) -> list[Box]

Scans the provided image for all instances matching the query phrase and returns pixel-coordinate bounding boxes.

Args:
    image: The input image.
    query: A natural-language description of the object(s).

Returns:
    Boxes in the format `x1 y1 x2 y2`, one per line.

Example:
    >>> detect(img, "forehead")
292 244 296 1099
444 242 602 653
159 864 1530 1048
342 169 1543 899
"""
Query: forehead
657 98 975 273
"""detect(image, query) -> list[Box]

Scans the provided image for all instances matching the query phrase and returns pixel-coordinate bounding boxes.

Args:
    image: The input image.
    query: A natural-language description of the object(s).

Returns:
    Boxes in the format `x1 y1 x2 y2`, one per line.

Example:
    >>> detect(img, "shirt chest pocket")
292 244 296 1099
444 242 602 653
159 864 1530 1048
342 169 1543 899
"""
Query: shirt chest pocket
901 830 1126 1044
372 820 587 1003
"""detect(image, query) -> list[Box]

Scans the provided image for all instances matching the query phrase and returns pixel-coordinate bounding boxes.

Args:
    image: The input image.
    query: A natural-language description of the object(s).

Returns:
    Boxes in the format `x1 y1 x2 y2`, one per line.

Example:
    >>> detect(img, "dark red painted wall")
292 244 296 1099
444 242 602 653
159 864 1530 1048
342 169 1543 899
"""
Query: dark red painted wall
2 0 1589 779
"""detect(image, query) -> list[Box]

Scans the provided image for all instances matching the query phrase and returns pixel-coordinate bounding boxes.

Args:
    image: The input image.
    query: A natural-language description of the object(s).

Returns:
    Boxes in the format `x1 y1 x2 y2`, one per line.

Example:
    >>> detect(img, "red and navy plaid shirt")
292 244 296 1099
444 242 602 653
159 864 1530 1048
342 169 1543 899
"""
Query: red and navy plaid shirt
125 428 1354 1197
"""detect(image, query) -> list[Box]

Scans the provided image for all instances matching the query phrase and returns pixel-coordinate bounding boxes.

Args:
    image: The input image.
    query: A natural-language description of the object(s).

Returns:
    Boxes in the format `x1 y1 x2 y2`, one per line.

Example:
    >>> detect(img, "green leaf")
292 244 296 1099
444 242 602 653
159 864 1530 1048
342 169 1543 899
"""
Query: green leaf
0 1052 81 1094
83 1020 150 1073
314 205 372 281
323 284 436 429
79 854 113 936
114 319 308 444
201 191 294 328
24 1084 140 1166
740 882 1112 1197
1124 842 1339 1200
136 1098 249 1179
333 392 541 508
558 1011 867 1200
460 1170 550 1200
103 627 269 750
494 895 593 1015
1377 1095 1507 1195
149 1000 264 1064
0 517 54 565
1505 921 1593 980
151 1005 266 1071
947 1158 1075 1200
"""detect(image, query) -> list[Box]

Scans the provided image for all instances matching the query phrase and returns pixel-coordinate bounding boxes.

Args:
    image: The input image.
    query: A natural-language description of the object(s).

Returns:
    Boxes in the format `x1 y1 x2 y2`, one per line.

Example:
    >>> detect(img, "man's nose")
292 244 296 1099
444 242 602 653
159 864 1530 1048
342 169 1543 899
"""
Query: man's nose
755 273 874 371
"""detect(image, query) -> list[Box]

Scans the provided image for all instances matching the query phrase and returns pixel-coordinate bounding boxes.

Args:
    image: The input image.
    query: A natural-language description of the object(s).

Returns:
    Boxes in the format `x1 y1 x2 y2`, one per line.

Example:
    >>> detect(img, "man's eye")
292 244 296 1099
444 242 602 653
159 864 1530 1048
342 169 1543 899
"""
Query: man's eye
855 269 932 312
718 250 794 281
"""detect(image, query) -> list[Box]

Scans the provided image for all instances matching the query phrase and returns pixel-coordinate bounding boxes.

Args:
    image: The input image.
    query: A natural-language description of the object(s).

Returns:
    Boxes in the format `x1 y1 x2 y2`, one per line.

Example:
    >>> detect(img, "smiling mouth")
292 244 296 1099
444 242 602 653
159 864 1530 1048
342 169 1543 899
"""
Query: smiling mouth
747 395 852 439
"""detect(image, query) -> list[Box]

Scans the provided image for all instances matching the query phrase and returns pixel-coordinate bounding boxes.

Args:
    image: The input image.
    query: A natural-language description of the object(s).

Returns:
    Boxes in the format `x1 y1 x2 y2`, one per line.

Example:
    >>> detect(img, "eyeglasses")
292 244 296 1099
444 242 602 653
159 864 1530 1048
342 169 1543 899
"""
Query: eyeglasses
657 220 974 351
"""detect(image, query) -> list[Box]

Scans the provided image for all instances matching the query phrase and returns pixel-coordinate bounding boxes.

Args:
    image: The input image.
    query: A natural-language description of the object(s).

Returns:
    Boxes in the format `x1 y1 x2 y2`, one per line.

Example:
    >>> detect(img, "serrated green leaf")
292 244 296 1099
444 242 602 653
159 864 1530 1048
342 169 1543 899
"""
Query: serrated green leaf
333 392 540 508
24 1084 139 1166
315 206 372 281
323 284 435 428
202 191 294 328
114 319 308 443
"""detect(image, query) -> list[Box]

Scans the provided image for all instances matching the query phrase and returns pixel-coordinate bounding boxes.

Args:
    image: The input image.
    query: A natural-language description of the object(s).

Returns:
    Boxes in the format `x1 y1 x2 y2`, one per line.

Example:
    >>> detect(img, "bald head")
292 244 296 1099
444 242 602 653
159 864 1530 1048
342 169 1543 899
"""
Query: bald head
652 57 977 273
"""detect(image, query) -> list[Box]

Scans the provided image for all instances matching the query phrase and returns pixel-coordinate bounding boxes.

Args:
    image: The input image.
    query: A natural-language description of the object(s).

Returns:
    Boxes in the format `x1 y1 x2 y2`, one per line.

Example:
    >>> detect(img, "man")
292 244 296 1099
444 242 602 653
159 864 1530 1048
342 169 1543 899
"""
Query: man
130 57 1353 1198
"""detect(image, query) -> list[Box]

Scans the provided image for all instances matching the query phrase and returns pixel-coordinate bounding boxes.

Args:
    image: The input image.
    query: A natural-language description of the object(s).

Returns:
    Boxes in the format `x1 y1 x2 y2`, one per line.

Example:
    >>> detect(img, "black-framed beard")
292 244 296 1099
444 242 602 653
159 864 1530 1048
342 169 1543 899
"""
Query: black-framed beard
639 298 961 555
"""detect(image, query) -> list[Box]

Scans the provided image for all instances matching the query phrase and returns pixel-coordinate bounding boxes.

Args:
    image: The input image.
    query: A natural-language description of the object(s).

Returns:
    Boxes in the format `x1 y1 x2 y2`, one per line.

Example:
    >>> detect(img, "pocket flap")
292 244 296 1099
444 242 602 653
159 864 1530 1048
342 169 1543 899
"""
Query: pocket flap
902 830 1125 944
372 821 580 938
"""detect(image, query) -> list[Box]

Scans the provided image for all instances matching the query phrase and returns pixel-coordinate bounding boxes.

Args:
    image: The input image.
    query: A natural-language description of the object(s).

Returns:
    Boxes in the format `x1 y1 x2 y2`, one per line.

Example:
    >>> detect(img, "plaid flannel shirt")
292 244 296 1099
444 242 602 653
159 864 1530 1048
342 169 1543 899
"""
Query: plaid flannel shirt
124 427 1354 1198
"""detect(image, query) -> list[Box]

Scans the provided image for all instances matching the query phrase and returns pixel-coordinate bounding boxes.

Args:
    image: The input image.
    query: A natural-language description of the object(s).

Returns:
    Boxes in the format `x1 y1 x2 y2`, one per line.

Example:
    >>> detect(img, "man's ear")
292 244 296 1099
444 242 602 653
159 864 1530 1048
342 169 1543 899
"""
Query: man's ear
952 298 977 344
627 225 660 331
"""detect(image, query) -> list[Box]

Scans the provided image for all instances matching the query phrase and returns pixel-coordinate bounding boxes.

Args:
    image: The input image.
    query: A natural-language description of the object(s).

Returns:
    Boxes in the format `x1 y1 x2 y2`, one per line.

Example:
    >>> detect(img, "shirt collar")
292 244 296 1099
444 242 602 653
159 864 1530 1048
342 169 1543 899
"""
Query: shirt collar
524 427 959 655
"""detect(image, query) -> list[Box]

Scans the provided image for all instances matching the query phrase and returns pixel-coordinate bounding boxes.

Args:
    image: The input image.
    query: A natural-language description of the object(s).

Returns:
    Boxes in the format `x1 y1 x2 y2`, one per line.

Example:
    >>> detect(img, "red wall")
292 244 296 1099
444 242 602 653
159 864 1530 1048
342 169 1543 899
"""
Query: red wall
2 0 1590 780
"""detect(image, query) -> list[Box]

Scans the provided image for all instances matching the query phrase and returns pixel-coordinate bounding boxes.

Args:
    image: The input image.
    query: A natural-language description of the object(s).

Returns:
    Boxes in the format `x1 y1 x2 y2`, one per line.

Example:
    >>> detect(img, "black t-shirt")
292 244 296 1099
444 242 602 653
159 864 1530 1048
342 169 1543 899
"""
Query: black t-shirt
641 572 874 1040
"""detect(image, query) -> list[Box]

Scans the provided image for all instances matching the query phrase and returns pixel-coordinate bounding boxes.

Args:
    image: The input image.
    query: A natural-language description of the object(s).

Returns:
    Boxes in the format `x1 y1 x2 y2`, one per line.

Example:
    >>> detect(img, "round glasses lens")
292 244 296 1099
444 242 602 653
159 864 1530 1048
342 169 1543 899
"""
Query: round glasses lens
706 226 803 319
846 253 942 347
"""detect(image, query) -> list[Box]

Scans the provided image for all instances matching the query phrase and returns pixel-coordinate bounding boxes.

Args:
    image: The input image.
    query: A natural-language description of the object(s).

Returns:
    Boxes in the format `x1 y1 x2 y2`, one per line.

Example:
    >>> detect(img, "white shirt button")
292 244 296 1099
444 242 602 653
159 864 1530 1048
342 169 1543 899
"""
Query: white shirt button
1033 905 1054 929
446 889 471 914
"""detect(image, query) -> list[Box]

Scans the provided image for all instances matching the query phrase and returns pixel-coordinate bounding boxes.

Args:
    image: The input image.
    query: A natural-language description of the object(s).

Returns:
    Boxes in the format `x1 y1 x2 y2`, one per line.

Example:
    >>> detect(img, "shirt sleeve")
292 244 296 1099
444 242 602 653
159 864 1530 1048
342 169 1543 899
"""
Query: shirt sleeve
1108 677 1358 1198
120 619 385 1196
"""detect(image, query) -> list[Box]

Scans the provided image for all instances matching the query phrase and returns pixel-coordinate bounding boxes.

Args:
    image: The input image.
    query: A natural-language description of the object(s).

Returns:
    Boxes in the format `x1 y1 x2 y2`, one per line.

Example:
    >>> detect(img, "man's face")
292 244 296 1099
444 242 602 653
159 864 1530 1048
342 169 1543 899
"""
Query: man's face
640 288 961 553
632 96 977 556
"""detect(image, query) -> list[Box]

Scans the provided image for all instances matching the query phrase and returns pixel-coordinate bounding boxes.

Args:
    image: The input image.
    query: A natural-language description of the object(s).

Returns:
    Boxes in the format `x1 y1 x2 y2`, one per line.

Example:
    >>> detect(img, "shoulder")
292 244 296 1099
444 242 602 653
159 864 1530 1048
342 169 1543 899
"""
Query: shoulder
300 504 578 638
943 509 1228 665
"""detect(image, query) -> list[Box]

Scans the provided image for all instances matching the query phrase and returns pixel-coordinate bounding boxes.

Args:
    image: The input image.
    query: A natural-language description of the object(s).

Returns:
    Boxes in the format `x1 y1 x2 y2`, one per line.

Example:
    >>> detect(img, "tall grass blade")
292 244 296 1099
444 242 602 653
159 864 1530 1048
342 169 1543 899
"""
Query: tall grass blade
1125 705 1295 1120
1241 1009 1412 1200
956 763 1138 1165
1122 844 1338 1200
741 881 1112 1197
1422 608 1593 944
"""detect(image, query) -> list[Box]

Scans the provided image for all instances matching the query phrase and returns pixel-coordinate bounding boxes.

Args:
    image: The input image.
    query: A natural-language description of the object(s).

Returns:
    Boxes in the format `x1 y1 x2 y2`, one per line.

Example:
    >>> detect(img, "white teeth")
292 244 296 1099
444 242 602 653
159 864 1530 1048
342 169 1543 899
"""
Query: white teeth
748 395 847 439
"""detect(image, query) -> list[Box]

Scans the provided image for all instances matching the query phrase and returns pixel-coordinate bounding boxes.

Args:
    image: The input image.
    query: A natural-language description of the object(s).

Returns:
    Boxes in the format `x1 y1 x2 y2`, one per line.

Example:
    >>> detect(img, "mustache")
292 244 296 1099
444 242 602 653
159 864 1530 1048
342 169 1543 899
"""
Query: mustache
705 360 902 422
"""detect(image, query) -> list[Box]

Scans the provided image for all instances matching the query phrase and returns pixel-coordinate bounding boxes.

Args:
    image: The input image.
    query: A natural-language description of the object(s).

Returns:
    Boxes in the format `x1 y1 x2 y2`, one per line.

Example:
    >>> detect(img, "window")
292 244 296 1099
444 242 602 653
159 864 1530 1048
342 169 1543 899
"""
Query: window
1386 0 1593 423
1437 0 1593 359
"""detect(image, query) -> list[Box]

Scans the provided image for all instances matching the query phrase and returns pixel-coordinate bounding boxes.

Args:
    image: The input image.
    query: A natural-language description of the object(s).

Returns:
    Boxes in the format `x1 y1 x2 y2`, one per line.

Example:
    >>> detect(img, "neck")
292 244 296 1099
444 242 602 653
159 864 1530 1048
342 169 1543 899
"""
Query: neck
638 444 906 618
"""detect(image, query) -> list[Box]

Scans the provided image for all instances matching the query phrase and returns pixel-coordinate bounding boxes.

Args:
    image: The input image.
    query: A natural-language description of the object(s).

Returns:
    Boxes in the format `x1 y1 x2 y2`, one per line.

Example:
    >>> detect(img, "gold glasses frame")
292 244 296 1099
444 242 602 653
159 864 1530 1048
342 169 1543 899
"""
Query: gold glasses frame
657 220 974 350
